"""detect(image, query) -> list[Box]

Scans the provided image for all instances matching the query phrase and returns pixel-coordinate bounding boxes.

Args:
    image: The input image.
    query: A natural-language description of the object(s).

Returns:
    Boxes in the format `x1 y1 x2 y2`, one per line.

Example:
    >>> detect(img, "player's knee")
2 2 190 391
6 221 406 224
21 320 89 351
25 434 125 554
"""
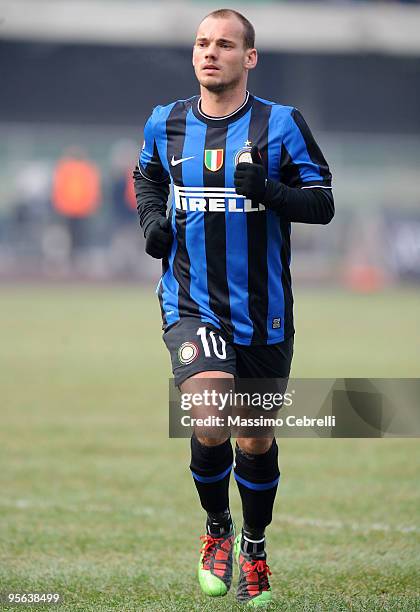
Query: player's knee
236 437 274 455
196 433 230 447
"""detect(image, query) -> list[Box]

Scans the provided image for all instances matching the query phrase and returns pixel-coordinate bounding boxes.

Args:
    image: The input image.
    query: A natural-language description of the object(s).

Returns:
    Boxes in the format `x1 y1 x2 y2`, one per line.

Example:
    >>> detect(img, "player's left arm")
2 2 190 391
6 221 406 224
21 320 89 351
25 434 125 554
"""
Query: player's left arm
234 108 334 225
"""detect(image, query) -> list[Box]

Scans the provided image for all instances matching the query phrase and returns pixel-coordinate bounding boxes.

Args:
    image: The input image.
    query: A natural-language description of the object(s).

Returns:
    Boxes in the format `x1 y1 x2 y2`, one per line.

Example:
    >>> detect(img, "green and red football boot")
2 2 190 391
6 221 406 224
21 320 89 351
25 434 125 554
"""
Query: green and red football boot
198 529 235 597
234 534 273 607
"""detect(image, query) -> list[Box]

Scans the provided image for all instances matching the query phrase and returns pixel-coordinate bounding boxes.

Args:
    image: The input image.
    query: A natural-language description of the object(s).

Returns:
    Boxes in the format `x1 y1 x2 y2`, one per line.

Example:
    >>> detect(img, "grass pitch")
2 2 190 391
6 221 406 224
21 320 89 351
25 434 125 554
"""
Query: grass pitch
0 286 419 611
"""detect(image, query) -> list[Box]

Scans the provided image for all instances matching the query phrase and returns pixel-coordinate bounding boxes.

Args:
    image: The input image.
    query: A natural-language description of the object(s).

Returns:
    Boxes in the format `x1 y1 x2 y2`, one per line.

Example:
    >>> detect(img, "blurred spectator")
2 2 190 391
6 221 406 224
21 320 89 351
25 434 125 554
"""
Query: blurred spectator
107 139 143 277
10 160 52 259
52 148 101 256
109 139 138 224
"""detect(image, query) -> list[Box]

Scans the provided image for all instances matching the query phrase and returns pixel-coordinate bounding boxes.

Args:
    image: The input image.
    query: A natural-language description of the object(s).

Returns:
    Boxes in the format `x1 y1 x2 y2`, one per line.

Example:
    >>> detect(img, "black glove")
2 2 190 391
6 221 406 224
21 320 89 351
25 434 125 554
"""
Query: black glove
234 144 333 222
234 145 267 202
145 216 172 259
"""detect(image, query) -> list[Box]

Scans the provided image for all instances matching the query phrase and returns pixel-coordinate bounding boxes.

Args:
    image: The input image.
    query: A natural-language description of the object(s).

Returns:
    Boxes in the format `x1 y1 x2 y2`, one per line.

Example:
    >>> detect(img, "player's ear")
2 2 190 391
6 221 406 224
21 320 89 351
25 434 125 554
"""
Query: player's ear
245 48 257 70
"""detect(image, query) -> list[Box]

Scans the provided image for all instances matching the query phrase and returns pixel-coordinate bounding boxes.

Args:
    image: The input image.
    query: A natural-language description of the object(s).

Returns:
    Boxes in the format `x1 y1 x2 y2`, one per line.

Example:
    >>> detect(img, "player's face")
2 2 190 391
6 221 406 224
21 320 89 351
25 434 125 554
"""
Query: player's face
192 16 257 94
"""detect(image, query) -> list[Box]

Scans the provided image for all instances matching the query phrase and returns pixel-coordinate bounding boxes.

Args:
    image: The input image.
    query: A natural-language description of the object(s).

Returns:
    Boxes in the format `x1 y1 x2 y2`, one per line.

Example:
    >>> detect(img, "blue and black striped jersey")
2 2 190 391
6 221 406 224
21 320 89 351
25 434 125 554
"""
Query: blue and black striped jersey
138 92 332 345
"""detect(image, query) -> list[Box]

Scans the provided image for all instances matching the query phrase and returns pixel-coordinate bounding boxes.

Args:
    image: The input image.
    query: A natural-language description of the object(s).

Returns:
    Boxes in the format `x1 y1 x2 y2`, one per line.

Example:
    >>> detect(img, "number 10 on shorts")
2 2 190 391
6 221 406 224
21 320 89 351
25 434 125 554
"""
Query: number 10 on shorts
197 327 227 360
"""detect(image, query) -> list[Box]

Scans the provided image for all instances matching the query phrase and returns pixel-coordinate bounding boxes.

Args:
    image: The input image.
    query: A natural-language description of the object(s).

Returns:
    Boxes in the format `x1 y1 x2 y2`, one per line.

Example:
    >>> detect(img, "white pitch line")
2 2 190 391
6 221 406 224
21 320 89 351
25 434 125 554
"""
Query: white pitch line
277 514 420 535
0 499 156 516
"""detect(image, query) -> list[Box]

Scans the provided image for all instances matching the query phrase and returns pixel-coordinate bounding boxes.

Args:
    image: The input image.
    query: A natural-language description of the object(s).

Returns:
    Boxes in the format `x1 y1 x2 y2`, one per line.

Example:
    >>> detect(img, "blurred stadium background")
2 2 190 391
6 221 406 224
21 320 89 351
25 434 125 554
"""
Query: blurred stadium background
1 1 419 610
1 0 420 287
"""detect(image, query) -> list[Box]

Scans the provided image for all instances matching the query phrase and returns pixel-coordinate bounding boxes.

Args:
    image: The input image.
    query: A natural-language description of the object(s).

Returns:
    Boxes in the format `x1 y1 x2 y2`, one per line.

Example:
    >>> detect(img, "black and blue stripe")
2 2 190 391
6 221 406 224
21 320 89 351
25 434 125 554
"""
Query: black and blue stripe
140 95 331 345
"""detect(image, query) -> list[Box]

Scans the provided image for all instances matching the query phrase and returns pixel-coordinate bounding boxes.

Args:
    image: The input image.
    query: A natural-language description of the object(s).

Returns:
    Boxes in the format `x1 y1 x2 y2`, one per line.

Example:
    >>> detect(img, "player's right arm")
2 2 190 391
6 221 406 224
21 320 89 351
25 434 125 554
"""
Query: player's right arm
133 108 172 258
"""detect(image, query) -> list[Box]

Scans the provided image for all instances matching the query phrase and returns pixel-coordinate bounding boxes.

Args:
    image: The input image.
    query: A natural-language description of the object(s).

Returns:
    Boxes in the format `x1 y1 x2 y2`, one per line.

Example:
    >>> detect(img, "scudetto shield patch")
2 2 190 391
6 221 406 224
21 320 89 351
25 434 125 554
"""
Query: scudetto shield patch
204 149 224 172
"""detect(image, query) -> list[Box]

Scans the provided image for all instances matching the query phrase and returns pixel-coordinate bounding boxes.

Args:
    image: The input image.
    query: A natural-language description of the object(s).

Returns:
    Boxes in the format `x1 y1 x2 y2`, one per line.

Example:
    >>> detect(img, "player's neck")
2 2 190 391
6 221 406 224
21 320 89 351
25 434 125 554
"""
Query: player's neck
199 87 248 118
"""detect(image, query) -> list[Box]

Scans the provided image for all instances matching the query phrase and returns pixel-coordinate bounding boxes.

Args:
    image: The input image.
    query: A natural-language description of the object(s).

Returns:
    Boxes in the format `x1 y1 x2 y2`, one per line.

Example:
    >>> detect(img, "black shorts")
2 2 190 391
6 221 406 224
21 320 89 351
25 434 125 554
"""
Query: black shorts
163 317 294 387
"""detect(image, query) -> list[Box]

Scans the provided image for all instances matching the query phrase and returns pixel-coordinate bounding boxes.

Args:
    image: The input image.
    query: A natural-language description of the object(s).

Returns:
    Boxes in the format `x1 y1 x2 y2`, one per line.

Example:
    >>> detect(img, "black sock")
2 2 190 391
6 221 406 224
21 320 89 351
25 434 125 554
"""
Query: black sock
206 509 233 536
234 439 280 532
241 525 266 558
190 433 233 515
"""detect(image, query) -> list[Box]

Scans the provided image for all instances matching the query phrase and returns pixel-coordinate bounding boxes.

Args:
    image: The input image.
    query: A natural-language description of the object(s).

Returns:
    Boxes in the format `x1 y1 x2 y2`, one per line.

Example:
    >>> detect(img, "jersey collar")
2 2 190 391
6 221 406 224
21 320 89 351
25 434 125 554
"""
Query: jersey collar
192 91 254 127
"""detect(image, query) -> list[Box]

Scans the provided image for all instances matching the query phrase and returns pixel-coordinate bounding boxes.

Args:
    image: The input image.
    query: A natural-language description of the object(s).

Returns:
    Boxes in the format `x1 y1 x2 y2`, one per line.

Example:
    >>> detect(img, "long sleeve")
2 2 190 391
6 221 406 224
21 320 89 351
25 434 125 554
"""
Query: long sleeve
264 180 334 225
134 106 171 237
268 107 334 224
133 165 170 237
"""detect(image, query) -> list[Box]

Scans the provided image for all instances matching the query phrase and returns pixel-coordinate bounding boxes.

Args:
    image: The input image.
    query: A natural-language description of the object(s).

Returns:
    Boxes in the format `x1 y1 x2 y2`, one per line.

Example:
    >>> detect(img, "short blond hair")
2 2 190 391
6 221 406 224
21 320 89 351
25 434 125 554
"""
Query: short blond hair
203 9 255 49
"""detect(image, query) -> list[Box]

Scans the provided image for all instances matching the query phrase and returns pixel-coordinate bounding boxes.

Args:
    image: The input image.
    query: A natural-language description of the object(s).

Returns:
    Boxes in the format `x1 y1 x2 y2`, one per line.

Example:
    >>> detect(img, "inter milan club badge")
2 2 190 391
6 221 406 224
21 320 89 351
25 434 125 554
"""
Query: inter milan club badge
178 341 199 365
204 149 224 172
235 140 253 166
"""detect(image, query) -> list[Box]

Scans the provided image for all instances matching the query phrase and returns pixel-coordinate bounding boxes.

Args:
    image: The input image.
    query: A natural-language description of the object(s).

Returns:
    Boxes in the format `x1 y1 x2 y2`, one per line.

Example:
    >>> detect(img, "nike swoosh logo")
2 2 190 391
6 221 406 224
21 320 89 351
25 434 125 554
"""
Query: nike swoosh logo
171 155 195 167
